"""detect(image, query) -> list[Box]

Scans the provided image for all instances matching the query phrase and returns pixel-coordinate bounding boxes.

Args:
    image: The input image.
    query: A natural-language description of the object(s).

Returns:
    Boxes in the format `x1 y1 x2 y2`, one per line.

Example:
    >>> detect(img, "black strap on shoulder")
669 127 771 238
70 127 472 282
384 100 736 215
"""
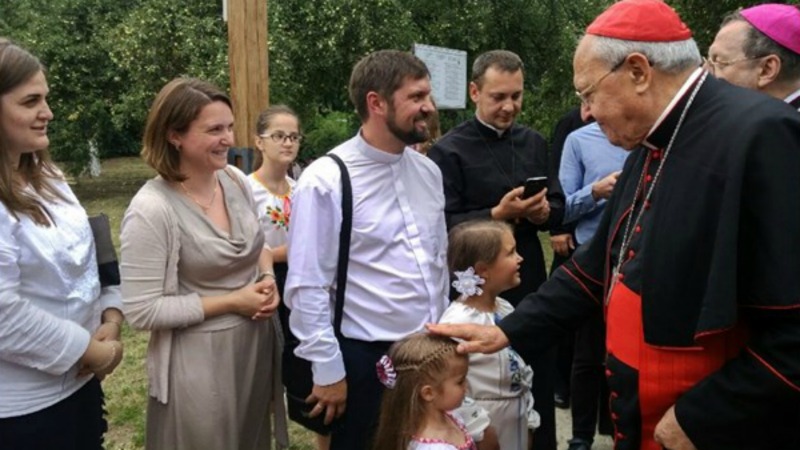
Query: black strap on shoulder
325 153 352 339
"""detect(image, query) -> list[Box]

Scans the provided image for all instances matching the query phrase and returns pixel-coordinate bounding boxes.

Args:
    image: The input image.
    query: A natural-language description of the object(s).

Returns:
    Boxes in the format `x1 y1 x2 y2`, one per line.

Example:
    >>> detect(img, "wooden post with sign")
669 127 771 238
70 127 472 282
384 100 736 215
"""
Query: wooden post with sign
226 0 268 169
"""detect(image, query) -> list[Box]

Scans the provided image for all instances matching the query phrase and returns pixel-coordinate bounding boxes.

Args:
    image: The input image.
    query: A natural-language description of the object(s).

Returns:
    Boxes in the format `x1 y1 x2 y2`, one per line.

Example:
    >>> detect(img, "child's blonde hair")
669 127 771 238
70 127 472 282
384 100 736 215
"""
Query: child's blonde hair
448 219 513 273
372 333 468 450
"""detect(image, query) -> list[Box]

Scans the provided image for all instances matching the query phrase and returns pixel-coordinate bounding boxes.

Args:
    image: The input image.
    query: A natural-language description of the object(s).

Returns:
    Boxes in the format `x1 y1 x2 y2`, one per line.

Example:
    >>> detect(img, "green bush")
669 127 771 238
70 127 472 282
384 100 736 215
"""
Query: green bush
301 111 359 159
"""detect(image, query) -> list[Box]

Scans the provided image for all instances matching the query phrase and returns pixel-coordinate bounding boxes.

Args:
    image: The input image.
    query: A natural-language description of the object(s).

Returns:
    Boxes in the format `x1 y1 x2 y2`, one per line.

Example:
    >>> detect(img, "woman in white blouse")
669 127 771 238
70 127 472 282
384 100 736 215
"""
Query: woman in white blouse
0 39 124 448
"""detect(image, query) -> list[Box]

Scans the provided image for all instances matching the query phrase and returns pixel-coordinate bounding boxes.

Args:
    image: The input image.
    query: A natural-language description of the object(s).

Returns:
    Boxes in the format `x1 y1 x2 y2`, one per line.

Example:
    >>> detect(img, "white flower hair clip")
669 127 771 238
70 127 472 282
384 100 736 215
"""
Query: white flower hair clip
452 267 485 297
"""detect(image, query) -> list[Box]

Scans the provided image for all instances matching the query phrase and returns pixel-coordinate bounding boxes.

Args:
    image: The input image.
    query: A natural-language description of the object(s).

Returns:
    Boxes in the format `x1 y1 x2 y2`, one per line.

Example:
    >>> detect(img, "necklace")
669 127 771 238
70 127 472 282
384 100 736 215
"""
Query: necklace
258 172 291 198
472 119 517 190
180 175 218 214
606 71 709 305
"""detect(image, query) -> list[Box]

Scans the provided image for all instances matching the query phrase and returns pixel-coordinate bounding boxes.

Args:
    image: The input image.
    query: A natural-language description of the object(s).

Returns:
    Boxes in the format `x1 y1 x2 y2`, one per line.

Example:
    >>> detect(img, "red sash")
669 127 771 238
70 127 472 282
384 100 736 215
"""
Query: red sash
605 282 747 449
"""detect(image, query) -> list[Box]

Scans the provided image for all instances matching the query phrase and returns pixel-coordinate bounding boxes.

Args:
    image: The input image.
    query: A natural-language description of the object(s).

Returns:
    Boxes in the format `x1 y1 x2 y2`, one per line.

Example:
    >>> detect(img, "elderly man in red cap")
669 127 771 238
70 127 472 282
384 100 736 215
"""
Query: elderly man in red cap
428 0 800 449
707 4 800 110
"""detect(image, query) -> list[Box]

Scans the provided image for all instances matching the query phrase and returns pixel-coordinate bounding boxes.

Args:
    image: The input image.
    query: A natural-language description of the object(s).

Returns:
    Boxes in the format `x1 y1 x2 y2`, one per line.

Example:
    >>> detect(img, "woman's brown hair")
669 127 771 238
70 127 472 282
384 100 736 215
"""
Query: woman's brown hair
0 38 65 226
372 333 467 450
141 77 232 182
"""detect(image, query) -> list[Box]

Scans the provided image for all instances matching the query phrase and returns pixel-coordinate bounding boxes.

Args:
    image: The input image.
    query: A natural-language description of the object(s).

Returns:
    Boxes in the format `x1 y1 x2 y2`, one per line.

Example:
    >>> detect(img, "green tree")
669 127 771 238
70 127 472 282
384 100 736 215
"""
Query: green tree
2 0 141 173
104 0 229 144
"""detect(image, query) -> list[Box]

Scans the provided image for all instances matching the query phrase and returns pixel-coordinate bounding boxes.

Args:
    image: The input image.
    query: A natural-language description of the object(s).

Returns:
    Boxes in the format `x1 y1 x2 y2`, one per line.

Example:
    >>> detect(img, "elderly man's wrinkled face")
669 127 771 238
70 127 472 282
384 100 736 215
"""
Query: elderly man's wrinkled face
573 37 648 150
707 20 763 89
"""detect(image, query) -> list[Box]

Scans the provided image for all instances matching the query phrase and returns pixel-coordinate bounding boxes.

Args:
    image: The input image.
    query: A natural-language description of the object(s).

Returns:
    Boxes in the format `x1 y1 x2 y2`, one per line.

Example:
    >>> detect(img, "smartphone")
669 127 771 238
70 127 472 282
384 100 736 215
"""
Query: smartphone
522 176 548 199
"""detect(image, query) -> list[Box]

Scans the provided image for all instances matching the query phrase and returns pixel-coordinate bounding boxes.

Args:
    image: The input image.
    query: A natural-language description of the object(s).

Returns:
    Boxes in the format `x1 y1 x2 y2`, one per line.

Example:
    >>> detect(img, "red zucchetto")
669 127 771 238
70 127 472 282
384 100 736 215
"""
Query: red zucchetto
587 0 692 42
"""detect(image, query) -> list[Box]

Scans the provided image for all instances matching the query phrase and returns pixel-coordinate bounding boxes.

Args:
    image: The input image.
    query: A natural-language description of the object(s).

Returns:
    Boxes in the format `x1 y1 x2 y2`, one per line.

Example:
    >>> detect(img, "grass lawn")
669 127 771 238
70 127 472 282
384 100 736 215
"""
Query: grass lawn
68 156 557 450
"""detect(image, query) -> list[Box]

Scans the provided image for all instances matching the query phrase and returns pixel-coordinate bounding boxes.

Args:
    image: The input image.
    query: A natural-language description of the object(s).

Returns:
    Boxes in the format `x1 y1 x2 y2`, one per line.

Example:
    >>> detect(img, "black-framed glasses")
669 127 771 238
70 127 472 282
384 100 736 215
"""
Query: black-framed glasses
703 55 766 74
575 58 627 106
260 131 303 144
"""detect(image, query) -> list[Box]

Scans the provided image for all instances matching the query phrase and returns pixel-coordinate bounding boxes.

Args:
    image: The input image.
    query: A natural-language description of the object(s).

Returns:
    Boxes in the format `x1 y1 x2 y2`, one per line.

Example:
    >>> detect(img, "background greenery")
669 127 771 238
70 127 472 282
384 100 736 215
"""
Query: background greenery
2 0 785 174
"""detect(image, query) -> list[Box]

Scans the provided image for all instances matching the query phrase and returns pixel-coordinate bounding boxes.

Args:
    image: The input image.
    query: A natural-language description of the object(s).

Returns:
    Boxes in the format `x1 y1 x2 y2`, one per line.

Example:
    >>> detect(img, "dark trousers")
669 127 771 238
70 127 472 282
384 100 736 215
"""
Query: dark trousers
571 308 613 441
531 347 558 450
0 378 106 450
551 249 575 403
330 337 393 450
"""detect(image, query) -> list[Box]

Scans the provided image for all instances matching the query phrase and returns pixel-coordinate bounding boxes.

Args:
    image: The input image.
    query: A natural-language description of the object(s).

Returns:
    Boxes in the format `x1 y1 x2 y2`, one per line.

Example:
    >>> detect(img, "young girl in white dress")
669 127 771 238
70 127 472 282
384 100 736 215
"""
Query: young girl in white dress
440 220 539 450
372 333 477 450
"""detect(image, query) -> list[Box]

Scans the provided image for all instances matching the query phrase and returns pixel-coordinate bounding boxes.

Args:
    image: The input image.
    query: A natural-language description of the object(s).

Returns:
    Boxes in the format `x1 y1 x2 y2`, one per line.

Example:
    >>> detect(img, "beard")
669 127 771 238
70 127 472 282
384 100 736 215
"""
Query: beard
386 104 430 145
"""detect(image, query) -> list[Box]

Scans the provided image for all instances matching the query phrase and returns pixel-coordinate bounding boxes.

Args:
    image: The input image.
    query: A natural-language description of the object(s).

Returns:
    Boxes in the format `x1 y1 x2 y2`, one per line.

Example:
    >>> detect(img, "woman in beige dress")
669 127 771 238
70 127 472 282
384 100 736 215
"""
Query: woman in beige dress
120 78 287 449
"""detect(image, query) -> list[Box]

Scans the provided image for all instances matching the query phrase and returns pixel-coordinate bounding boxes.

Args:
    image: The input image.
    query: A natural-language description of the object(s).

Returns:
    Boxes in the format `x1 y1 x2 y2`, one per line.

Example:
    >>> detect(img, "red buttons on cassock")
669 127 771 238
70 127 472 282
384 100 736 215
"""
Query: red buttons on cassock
610 391 619 399
616 432 626 440
644 200 651 210
617 273 625 282
652 150 661 159
612 413 619 420
628 249 635 259
635 225 642 233
605 369 612 377
645 174 653 182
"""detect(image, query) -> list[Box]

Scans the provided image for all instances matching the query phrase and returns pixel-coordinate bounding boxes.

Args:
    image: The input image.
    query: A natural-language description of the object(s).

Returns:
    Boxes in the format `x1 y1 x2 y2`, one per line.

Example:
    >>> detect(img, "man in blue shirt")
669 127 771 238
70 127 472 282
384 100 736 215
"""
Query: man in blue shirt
557 121 627 450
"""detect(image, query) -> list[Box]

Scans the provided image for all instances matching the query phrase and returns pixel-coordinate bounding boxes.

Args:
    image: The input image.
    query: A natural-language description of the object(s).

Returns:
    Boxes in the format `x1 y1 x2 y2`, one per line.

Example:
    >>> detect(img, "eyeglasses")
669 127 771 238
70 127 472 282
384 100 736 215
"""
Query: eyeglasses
575 58 626 106
703 55 765 74
259 131 303 144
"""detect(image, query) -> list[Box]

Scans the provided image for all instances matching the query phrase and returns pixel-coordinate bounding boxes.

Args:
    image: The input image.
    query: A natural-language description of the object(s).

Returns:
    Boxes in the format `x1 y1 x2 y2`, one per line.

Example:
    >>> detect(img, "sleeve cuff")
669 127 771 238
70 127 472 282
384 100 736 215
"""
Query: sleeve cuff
41 322 91 375
312 355 346 386
98 285 123 312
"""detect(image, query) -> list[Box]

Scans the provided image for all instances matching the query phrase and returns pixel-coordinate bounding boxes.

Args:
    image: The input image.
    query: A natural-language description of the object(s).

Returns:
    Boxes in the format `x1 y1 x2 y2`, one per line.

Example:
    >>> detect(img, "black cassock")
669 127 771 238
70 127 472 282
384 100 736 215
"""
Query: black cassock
429 117 565 304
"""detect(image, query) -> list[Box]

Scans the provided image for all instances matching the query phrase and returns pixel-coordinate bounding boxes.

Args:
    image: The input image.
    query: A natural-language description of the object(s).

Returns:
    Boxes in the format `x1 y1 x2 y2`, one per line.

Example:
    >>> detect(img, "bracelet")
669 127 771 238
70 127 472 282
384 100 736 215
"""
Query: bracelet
256 271 275 282
95 342 119 373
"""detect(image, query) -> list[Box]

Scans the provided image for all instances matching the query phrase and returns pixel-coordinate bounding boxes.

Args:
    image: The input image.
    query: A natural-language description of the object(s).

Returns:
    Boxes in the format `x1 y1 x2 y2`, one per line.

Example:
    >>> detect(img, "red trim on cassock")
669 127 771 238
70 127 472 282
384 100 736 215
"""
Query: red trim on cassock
562 266 601 305
746 347 800 393
604 203 633 295
605 282 748 450
571 259 603 286
739 303 800 310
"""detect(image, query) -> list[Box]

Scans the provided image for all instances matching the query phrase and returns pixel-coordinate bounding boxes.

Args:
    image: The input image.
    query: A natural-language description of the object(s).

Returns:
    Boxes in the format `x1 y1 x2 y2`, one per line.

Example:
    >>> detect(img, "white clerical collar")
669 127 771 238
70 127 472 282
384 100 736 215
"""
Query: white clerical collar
474 114 508 137
356 129 404 164
784 87 800 107
642 68 704 150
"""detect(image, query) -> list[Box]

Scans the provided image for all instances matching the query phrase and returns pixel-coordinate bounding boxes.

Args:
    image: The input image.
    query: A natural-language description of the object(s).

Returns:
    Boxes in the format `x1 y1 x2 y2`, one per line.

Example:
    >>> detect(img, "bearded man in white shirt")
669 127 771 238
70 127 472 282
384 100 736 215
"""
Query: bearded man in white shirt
285 50 450 450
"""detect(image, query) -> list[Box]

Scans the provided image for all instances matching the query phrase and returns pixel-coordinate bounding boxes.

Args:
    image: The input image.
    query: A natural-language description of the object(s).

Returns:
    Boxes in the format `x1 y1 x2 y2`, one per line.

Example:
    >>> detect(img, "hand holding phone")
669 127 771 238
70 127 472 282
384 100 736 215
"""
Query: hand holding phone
522 176 548 199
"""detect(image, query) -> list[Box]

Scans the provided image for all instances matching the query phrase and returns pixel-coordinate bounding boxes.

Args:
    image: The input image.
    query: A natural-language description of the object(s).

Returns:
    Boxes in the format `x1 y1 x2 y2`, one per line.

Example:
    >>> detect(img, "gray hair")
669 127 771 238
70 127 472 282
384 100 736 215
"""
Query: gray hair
721 11 800 83
587 35 702 75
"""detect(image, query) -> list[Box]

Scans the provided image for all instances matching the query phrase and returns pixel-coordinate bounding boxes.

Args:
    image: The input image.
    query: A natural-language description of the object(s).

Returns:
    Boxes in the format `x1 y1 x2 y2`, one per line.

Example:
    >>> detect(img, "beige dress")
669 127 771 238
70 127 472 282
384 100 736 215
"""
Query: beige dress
121 167 286 450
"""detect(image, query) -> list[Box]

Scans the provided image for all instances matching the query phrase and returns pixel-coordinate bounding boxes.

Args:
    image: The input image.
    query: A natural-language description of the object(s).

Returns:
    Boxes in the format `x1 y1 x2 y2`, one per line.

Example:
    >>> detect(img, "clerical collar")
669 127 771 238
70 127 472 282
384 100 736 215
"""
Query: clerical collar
643 68 704 150
474 114 510 138
356 129 404 164
784 88 800 110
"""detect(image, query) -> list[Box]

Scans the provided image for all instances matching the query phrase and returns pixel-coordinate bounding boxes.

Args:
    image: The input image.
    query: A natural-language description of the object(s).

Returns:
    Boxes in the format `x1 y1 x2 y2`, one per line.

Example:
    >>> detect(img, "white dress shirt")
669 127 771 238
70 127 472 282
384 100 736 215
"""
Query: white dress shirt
285 132 449 385
0 176 122 417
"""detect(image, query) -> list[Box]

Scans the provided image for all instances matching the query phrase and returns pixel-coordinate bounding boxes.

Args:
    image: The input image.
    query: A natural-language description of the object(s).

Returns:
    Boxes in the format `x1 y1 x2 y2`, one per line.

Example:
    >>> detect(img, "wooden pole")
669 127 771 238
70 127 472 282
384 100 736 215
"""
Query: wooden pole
227 0 269 157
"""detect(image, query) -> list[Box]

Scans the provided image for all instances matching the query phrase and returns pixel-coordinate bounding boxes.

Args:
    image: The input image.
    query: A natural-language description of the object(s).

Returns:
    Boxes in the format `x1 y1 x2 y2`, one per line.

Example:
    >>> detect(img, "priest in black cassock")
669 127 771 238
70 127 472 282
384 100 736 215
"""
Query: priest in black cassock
428 49 565 450
429 1 800 450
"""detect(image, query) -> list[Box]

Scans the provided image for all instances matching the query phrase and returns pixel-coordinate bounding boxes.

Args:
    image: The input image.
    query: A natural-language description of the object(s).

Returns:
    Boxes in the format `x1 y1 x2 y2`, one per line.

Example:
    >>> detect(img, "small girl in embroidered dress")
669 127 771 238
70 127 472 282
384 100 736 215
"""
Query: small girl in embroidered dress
440 220 539 450
373 333 477 450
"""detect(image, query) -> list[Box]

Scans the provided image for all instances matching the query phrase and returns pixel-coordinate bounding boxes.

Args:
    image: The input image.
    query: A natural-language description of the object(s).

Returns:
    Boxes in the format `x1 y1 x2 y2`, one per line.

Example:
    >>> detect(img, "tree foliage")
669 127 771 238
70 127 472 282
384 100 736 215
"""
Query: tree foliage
1 0 779 169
